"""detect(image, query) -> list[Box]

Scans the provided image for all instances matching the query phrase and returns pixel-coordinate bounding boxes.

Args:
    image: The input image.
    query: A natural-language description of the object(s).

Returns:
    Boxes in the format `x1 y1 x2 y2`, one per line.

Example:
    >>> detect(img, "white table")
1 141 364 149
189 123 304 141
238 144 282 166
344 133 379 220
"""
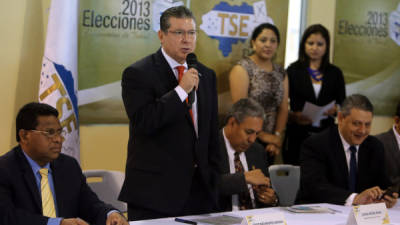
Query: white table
130 203 400 225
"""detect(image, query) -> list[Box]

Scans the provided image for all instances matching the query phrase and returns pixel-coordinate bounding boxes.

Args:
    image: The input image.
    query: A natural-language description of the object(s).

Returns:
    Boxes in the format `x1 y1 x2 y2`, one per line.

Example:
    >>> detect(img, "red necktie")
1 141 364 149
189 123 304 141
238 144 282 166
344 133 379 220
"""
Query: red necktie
176 66 194 124
234 152 253 210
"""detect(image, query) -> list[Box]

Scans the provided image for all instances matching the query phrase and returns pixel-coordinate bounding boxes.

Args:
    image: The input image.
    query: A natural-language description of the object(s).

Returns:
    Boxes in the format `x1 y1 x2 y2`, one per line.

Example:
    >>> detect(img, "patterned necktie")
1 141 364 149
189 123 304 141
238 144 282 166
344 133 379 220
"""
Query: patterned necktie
234 152 253 210
39 168 56 218
176 66 194 124
349 146 358 193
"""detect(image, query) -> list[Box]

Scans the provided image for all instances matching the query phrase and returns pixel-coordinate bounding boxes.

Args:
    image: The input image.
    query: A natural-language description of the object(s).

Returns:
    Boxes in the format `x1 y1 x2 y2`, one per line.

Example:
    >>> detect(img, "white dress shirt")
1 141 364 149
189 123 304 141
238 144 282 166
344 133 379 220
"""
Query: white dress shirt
338 129 360 206
312 83 321 99
161 48 198 135
222 128 256 211
393 125 400 151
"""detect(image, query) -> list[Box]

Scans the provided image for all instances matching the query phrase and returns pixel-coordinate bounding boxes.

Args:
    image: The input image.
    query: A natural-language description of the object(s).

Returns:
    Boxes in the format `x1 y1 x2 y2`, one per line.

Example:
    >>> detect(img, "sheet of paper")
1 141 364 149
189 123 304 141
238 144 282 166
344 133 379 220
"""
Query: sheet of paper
302 101 335 127
286 205 336 214
193 215 243 225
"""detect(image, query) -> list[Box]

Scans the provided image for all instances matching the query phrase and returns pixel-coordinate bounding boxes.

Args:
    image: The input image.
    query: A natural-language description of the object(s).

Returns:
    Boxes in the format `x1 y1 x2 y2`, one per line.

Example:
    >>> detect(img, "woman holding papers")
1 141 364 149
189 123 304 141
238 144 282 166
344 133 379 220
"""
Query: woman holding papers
283 24 346 165
229 23 289 165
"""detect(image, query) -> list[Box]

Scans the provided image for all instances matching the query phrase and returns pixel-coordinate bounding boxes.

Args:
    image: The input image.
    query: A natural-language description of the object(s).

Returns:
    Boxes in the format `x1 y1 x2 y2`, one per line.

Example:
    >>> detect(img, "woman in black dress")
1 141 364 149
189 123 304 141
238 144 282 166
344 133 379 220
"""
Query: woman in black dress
283 24 346 165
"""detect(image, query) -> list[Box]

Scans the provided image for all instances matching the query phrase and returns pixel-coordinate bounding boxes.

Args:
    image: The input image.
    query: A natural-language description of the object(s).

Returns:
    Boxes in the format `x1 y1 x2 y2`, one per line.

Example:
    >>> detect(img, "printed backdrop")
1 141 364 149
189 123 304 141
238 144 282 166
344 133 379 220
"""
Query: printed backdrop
78 0 288 123
334 0 400 115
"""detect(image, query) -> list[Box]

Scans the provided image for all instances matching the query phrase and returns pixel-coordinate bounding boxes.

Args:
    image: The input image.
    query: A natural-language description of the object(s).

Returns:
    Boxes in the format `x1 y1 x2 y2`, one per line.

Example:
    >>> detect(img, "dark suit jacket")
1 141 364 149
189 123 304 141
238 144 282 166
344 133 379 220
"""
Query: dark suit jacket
298 125 390 205
218 131 269 211
119 49 220 215
376 129 400 186
0 146 114 225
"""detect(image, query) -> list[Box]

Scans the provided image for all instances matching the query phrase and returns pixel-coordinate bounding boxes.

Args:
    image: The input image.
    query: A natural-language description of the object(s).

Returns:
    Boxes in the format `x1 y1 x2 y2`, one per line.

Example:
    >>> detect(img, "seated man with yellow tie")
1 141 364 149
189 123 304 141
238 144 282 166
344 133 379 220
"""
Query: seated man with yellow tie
0 102 128 225
219 98 277 211
298 94 398 208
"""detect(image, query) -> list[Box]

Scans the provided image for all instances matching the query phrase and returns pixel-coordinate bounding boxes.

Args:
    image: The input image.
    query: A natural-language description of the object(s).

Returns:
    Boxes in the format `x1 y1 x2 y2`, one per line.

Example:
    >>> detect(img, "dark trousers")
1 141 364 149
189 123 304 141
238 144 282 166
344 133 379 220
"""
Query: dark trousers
128 168 216 221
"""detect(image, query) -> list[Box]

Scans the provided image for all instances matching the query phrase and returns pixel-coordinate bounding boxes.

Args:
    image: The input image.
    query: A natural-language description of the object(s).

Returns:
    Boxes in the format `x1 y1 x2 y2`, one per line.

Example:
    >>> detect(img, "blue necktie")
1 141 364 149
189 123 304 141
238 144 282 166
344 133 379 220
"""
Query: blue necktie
349 146 357 192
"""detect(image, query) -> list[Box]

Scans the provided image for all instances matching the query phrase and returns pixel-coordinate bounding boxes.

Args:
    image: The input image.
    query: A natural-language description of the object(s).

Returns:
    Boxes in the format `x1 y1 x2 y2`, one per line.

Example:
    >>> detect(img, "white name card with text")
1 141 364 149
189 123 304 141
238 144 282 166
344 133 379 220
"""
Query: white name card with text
241 212 287 225
346 203 390 225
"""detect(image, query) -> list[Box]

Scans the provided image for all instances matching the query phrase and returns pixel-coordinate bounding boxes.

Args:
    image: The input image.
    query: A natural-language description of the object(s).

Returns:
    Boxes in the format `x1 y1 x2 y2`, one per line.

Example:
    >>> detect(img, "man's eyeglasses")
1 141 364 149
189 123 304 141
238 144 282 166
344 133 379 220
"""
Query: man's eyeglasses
30 129 66 139
167 30 197 38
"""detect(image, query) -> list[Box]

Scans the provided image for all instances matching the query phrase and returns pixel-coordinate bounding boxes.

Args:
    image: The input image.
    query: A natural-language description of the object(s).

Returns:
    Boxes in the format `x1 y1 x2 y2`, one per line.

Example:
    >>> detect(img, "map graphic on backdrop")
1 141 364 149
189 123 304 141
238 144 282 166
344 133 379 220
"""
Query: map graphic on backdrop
389 3 400 45
334 0 400 115
78 0 288 123
200 1 273 57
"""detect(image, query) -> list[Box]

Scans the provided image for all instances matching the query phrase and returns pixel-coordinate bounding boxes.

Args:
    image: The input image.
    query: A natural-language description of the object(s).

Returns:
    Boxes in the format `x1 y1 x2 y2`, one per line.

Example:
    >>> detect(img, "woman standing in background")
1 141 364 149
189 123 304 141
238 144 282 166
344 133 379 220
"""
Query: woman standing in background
284 24 346 165
229 23 289 165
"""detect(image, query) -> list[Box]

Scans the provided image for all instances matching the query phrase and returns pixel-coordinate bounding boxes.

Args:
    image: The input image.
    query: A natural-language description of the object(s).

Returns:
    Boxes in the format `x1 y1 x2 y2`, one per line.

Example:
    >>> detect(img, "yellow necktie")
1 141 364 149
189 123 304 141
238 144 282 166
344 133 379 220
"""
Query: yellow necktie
39 168 56 218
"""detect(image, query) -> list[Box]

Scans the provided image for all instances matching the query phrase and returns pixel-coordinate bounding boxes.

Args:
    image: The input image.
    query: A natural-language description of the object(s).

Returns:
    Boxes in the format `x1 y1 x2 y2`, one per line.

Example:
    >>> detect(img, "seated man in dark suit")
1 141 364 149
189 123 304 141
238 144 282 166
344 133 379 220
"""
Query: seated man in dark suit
219 98 277 211
299 94 398 208
0 102 128 225
376 101 400 189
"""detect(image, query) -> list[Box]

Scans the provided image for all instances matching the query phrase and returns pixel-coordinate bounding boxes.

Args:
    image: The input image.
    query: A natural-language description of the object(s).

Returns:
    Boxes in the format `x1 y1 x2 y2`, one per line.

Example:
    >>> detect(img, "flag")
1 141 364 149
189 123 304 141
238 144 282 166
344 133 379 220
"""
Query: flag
39 0 80 162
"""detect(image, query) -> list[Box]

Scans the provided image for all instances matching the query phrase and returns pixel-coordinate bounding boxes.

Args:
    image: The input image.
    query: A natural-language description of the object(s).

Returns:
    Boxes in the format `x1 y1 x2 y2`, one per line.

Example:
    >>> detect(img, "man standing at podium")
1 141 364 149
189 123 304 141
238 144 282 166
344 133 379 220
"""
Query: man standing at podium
119 6 220 220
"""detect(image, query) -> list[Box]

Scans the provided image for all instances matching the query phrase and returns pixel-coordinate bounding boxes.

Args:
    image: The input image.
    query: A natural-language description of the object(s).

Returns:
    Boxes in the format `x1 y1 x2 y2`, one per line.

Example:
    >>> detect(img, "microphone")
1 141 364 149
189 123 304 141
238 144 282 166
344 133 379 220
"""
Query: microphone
186 53 197 107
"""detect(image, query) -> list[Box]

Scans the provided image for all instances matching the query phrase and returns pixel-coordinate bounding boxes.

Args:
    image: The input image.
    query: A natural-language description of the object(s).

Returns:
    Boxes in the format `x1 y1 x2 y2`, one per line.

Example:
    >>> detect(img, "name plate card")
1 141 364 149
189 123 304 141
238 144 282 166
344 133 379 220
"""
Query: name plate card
346 203 390 225
241 212 287 225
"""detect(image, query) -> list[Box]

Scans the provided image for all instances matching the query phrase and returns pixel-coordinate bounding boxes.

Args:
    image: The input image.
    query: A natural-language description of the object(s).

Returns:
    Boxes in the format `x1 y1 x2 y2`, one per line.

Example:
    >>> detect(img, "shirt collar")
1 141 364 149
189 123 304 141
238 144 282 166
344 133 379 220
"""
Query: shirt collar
338 128 359 152
21 149 51 174
222 128 241 157
161 47 187 71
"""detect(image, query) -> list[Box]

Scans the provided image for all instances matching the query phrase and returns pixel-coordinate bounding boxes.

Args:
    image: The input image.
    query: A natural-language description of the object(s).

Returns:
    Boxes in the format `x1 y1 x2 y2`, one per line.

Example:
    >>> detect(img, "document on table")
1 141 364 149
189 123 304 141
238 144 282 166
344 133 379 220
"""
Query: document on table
193 215 243 225
302 101 335 127
286 205 338 214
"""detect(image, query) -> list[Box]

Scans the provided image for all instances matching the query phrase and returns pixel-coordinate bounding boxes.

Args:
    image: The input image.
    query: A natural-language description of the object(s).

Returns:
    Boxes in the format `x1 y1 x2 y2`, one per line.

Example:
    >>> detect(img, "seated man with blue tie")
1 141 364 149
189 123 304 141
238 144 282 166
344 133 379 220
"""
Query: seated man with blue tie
219 98 277 211
0 102 128 225
298 94 398 208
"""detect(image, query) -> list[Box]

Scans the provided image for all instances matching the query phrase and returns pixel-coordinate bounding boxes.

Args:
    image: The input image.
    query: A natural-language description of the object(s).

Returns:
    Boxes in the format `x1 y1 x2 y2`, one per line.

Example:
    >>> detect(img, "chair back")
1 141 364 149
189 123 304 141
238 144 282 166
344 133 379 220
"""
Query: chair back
84 170 127 212
268 164 300 206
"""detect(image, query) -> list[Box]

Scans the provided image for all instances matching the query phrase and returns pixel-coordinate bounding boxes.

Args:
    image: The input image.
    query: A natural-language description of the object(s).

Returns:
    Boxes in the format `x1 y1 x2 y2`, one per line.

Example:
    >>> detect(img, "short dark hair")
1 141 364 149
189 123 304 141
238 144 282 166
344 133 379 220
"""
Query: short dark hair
250 23 281 47
298 24 330 72
160 6 195 32
340 94 374 117
16 102 58 142
224 98 265 125
396 101 400 117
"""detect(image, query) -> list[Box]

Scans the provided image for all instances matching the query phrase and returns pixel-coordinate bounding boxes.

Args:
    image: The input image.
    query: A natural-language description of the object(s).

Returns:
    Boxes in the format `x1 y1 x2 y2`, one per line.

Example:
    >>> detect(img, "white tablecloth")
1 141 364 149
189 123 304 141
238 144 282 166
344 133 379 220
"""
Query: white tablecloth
129 203 400 225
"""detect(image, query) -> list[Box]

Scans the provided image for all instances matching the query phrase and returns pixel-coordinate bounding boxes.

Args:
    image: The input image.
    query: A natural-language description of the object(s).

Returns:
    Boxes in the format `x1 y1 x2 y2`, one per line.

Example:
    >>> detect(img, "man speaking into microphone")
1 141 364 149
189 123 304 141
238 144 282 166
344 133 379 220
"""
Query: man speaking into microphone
119 6 220 221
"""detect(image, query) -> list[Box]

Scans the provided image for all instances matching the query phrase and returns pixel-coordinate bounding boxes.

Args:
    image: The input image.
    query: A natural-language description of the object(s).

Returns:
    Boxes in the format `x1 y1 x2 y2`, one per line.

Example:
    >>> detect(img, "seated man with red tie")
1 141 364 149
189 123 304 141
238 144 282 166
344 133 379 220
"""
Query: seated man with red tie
298 94 398 208
219 98 278 211
0 102 128 225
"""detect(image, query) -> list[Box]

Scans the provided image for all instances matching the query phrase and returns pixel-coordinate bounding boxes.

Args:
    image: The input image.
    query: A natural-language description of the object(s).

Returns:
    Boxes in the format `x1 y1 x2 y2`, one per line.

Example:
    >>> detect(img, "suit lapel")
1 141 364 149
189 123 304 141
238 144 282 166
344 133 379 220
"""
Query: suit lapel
331 127 350 183
245 148 257 171
154 49 177 91
317 72 328 102
302 68 317 103
196 70 205 134
357 138 373 190
219 131 230 174
389 129 400 153
16 148 42 212
50 161 63 216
